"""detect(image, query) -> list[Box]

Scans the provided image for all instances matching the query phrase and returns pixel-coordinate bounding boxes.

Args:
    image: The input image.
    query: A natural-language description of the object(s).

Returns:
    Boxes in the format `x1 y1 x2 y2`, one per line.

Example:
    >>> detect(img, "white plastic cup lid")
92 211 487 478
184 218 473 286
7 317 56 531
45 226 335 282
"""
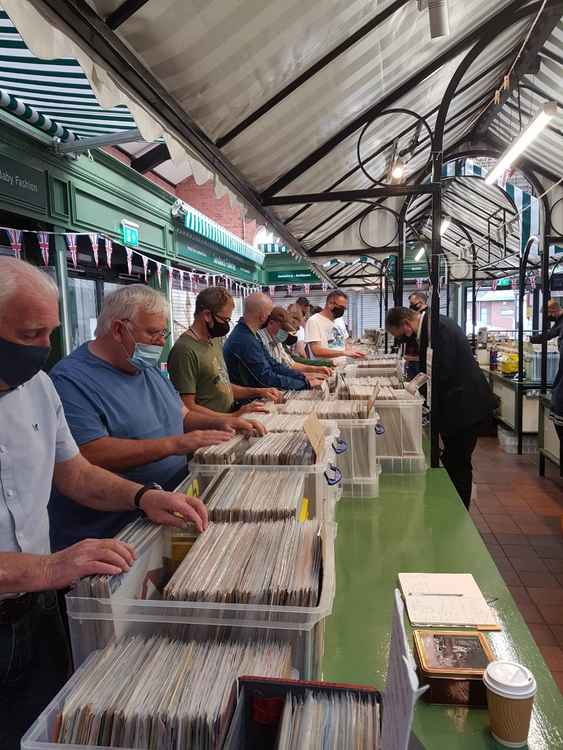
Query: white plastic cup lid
484 661 537 700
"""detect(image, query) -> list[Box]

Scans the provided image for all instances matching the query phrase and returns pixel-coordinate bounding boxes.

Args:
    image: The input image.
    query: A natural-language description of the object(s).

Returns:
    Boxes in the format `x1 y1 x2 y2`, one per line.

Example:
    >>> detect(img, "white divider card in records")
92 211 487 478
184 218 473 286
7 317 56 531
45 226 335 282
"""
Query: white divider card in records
304 413 327 459
381 590 428 750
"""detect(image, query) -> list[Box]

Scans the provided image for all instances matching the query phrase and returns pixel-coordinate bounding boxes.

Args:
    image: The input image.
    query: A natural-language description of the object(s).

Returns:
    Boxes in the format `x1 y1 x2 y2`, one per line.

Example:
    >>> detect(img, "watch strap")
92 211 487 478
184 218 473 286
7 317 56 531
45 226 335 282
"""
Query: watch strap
133 482 162 511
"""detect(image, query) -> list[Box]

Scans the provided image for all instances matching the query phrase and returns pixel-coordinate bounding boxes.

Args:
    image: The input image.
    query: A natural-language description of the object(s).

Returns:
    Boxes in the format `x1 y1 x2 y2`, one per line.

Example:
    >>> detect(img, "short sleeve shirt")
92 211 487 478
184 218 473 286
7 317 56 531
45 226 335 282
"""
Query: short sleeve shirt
0 372 78 556
305 313 346 352
167 333 234 413
49 343 187 549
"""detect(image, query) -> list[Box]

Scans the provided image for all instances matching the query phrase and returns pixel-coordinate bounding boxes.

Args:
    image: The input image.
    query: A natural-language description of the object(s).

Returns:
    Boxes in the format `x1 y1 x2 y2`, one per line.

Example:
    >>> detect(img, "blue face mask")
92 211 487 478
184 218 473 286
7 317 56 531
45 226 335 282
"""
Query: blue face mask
121 323 163 370
275 329 289 344
129 342 163 370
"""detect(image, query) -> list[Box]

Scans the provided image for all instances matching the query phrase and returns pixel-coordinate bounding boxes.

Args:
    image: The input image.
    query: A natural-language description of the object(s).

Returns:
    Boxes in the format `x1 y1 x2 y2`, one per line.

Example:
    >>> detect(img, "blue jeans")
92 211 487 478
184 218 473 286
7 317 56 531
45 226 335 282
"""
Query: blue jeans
0 591 71 749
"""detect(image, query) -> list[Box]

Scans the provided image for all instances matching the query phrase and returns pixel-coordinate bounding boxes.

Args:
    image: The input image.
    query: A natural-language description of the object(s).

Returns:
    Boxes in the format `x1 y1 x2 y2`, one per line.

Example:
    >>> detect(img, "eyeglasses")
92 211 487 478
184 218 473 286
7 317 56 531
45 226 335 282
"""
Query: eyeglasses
121 319 169 343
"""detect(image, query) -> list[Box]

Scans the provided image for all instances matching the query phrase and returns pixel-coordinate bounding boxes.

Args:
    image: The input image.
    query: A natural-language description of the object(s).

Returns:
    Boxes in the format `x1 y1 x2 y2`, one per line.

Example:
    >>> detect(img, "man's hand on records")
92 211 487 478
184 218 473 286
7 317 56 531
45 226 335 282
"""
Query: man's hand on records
258 387 282 402
172 429 234 455
230 416 268 437
47 538 137 587
236 400 268 415
140 490 209 533
347 350 367 359
305 376 324 388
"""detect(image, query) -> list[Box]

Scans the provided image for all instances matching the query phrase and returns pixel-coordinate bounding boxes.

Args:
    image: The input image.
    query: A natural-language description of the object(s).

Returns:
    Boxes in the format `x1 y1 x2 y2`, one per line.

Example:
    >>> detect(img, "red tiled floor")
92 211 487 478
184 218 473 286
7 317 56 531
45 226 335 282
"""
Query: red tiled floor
471 437 563 692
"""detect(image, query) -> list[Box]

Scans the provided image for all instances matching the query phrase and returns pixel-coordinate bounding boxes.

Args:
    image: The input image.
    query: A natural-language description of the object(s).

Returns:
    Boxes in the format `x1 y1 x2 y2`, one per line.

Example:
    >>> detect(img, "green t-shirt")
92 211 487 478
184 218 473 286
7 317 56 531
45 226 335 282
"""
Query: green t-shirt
167 333 234 413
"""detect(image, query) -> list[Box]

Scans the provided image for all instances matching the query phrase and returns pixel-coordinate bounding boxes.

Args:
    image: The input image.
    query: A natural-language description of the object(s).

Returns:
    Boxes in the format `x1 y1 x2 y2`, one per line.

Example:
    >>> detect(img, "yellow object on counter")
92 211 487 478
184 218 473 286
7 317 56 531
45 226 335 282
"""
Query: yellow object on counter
500 352 518 375
299 497 310 522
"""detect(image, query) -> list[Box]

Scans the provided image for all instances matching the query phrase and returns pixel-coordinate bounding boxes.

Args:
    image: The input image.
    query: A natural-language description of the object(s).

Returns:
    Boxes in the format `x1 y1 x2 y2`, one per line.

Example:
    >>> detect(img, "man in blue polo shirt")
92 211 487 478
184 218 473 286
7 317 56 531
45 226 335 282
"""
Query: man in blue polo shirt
49 284 236 550
224 292 319 391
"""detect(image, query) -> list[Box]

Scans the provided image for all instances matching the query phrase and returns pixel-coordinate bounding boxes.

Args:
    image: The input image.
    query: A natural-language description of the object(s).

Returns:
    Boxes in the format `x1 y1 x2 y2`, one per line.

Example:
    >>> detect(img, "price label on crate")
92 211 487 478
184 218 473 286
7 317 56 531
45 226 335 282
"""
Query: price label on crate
304 413 326 460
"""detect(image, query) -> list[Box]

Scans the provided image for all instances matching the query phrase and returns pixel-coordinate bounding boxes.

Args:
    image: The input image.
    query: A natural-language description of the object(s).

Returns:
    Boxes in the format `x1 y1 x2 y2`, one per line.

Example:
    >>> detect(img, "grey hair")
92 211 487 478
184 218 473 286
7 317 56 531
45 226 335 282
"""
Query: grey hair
95 283 168 336
0 256 58 312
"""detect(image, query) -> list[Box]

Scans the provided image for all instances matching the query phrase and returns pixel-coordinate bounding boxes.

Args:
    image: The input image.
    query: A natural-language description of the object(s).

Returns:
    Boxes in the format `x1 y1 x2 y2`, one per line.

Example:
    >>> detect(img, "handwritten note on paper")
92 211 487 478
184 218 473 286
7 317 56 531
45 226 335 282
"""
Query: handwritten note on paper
398 573 499 630
381 590 428 750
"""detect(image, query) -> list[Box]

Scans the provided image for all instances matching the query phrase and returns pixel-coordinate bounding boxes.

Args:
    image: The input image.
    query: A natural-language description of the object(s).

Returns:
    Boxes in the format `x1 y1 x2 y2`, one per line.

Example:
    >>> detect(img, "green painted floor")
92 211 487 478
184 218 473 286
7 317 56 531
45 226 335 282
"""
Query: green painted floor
323 469 563 749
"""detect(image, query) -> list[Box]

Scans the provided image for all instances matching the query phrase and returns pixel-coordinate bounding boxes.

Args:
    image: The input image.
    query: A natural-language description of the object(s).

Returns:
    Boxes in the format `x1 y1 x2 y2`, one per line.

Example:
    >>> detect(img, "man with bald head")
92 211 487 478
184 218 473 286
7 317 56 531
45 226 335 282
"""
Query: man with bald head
223 292 311 391
0 258 211 748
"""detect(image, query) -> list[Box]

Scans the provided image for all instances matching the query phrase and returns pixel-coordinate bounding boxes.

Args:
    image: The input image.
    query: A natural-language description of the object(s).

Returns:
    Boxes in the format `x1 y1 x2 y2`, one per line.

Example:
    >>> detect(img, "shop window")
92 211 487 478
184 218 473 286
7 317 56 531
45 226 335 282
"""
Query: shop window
67 277 98 350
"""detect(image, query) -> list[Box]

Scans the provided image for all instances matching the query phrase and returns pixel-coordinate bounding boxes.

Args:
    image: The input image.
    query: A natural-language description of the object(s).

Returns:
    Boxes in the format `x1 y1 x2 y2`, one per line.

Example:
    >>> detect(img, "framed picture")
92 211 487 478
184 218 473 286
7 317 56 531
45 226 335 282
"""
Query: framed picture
413 630 494 676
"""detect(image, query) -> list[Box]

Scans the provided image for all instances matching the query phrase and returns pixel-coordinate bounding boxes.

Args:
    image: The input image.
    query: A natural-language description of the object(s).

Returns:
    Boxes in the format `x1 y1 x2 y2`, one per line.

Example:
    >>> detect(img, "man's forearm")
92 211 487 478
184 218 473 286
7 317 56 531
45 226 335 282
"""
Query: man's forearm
183 412 230 430
79 435 179 472
180 397 227 418
0 552 52 594
231 384 261 399
309 344 344 359
53 453 139 512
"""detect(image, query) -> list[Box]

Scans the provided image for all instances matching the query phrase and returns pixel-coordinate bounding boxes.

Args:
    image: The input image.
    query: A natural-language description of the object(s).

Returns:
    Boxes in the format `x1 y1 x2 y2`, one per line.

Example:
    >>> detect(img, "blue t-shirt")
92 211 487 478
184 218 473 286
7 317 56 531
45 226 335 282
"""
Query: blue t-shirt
48 343 186 550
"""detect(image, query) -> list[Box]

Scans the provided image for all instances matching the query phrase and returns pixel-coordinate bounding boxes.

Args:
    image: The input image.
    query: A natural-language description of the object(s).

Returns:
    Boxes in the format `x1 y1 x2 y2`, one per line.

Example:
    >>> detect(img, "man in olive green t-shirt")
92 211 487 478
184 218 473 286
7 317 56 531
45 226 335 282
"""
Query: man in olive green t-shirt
168 287 280 421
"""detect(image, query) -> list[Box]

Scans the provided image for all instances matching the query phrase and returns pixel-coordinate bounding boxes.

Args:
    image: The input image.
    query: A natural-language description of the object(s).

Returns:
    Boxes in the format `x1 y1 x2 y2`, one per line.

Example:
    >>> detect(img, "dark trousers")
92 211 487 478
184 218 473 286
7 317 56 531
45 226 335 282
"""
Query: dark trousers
441 427 479 509
0 591 71 750
554 424 563 477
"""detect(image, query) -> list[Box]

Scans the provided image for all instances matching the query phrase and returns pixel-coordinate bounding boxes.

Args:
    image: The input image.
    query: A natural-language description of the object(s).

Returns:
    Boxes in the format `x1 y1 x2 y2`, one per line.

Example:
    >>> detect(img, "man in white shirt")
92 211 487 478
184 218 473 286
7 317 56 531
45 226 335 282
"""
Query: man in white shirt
305 291 364 360
0 258 210 749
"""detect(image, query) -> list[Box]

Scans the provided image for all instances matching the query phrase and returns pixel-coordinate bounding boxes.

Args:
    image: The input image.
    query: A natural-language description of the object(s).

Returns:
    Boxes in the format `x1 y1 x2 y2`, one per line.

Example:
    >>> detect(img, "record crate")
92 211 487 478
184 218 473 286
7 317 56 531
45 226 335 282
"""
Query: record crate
64 522 336 681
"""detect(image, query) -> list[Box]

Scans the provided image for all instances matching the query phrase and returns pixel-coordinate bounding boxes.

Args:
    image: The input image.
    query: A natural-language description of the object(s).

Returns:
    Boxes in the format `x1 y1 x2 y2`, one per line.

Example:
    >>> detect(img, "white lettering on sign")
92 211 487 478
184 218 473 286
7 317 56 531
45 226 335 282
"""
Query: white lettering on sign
0 169 38 192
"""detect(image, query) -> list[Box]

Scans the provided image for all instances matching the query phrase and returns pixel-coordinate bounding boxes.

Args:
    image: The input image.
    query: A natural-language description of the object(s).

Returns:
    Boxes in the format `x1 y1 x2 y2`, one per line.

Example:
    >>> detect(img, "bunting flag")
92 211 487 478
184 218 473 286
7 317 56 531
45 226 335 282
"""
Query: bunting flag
529 273 537 290
89 233 99 266
125 247 134 275
65 233 78 268
7 229 22 259
268 285 275 296
304 283 310 294
37 232 50 266
107 240 115 269
156 261 163 287
492 279 497 291
142 254 149 281
287 284 293 296
416 278 423 289
178 269 184 290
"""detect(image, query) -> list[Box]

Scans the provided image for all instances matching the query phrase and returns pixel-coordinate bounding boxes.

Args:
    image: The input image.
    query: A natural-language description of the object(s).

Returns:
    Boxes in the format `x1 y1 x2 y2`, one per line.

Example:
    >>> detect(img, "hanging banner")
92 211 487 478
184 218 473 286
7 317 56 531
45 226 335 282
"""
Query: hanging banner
108 240 117 269
89 233 99 266
142 254 149 281
37 231 50 266
65 233 78 268
125 247 133 275
7 228 22 259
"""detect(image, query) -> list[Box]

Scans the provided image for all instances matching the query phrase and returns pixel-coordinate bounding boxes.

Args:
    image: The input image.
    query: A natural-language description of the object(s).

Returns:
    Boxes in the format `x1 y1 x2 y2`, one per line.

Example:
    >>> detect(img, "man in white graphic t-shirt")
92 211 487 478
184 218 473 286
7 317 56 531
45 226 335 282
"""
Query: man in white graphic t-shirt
305 291 365 360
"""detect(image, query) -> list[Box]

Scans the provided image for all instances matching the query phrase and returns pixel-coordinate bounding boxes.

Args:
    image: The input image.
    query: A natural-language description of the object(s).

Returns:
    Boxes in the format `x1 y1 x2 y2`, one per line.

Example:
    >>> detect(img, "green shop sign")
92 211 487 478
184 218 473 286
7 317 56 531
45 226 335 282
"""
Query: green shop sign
0 154 47 211
265 269 320 283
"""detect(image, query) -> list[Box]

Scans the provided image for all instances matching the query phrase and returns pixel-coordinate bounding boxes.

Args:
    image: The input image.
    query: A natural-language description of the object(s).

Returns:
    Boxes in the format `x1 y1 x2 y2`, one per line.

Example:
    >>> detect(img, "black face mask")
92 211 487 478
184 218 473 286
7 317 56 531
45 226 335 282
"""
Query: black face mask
0 337 50 389
410 303 420 312
331 305 346 319
285 333 298 346
207 315 230 338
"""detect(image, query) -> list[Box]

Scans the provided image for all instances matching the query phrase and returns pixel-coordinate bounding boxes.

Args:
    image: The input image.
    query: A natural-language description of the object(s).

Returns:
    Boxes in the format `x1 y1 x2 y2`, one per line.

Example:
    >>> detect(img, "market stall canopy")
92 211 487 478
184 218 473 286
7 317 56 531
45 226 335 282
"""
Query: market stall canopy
1 1 562 275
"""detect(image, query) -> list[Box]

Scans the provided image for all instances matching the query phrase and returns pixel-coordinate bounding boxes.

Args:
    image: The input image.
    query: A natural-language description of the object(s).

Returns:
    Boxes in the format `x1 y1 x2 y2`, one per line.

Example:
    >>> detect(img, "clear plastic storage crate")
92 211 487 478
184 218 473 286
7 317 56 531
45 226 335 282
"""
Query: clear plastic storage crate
373 397 423 469
498 425 538 455
65 523 336 681
341 468 382 499
336 417 382 494
191 437 343 522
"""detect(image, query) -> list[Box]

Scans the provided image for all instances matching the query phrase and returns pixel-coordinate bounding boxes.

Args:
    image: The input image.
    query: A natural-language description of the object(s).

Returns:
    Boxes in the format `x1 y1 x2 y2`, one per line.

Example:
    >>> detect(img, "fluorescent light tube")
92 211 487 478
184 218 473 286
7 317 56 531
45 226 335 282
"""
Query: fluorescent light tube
485 102 557 185
414 246 425 261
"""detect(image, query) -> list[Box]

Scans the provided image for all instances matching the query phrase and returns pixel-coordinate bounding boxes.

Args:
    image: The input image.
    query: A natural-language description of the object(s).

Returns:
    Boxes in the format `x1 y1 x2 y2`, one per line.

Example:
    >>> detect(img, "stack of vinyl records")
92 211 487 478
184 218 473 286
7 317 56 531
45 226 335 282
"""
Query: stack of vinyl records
279 400 372 419
54 635 292 750
337 384 377 401
201 468 305 522
193 433 320 466
343 376 401 388
374 387 418 401
164 521 323 608
240 413 339 439
275 691 379 749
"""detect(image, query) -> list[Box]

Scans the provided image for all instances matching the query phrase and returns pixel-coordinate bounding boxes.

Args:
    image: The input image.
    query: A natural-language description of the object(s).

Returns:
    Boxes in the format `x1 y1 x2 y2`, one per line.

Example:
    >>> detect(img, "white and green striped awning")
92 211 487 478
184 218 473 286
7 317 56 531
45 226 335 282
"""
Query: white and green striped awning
0 8 136 139
182 202 264 266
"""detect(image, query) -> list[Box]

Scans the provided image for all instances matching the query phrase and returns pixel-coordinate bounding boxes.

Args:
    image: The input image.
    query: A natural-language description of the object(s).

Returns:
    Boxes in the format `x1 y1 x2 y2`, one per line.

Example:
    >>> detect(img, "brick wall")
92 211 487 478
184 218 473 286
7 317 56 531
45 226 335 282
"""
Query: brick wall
175 176 257 243
105 148 257 243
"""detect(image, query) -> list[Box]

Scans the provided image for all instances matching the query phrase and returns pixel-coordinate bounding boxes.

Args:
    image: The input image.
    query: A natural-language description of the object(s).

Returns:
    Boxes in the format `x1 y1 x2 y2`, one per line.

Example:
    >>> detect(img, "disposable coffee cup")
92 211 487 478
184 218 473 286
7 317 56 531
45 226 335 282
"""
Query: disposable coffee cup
483 661 537 748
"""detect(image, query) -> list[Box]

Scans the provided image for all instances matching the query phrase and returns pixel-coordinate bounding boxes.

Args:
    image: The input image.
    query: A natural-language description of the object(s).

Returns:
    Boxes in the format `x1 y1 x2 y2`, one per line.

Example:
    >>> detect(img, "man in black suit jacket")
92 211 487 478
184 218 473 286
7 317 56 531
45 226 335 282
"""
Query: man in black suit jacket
386 307 497 509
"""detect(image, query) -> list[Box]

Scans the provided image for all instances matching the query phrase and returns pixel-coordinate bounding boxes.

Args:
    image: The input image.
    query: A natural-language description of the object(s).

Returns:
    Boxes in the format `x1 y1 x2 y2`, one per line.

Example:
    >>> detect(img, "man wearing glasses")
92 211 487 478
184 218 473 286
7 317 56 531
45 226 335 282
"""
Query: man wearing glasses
48 284 237 551
168 286 280 416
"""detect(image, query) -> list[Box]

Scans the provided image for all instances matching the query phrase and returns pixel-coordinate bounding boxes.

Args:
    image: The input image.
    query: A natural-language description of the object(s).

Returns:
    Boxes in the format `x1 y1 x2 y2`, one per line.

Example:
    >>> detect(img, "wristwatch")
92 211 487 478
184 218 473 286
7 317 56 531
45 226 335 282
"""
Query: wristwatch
133 482 163 512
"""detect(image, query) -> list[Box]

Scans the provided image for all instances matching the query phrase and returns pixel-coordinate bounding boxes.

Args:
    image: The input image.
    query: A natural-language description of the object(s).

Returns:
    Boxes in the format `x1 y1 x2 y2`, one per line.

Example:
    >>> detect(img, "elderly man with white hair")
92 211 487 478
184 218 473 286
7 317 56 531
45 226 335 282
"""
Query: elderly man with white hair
0 258 213 749
223 292 316 391
48 283 245 552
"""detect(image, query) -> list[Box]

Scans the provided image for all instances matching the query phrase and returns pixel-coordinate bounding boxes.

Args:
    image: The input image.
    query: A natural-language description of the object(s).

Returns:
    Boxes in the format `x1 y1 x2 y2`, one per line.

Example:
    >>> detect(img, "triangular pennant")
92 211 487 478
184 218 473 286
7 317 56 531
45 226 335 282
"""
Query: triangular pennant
37 231 50 266
126 247 133 275
7 229 22 259
107 239 115 269
268 285 275 296
156 261 162 287
89 233 99 266
304 283 310 294
179 269 184 290
142 254 149 282
287 284 293 297
65 233 78 268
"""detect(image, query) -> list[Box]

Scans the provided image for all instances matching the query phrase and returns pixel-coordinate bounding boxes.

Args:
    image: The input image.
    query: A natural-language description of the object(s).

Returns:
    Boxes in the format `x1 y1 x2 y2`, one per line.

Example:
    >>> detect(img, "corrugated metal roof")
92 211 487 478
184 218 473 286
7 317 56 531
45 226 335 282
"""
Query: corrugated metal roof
2 0 561 283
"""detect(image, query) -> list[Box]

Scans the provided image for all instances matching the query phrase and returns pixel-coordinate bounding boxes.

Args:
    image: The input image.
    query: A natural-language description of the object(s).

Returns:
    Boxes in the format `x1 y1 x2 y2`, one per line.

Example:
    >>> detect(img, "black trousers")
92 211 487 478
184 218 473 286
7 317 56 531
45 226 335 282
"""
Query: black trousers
441 426 480 510
0 591 71 750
